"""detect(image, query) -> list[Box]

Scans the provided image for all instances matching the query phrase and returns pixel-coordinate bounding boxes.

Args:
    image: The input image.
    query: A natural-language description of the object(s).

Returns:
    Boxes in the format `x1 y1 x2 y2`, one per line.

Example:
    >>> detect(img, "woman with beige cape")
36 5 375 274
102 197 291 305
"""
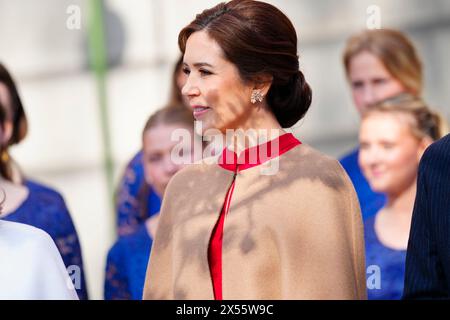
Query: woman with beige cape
143 0 366 300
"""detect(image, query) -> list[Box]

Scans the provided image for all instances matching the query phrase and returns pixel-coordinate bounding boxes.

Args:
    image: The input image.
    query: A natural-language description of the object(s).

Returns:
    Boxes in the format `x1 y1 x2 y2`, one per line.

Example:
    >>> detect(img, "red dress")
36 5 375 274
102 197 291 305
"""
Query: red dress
208 133 301 300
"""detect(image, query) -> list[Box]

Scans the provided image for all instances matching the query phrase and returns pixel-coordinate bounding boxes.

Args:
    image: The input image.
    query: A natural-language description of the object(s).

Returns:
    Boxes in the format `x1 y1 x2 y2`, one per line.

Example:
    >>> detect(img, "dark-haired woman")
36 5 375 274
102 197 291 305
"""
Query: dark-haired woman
0 63 88 299
143 0 366 300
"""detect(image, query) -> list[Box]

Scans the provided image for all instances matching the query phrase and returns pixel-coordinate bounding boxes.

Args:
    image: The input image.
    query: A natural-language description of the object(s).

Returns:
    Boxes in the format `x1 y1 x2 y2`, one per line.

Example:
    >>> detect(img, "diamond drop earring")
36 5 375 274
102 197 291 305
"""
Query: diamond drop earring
250 90 264 104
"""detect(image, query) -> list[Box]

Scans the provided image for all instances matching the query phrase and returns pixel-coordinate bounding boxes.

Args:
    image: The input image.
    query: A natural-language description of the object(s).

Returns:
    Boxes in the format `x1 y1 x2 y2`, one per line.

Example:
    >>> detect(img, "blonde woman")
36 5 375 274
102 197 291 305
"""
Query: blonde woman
358 94 448 299
340 29 423 220
105 106 194 300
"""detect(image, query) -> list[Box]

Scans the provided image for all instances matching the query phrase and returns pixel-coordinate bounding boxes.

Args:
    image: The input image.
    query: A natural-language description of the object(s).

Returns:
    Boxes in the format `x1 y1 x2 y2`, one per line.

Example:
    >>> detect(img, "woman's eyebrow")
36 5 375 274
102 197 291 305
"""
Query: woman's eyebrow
183 61 214 68
193 62 213 68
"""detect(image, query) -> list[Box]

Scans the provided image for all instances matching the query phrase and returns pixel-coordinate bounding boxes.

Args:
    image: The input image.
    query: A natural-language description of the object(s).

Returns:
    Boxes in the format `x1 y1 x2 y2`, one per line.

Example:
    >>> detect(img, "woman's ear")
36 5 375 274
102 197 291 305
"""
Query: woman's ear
253 74 273 97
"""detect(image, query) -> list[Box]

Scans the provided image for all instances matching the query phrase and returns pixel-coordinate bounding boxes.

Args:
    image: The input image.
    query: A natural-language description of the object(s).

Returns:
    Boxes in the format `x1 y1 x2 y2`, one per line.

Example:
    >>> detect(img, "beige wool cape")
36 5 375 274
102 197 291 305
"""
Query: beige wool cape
143 142 367 300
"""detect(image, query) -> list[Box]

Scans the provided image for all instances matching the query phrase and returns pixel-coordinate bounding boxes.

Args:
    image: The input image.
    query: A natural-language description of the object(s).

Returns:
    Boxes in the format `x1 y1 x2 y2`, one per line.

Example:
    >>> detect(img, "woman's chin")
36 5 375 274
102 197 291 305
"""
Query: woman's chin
368 181 389 194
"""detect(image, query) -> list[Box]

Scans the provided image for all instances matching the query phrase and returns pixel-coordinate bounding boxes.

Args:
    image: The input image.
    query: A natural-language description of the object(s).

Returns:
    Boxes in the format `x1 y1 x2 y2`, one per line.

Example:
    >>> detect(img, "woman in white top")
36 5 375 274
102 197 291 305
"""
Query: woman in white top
0 82 78 300
0 218 79 300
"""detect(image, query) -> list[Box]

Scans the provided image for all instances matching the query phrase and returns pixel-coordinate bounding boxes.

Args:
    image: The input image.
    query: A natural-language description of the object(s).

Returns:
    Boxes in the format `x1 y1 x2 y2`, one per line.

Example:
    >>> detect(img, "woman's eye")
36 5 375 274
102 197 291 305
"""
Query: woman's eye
147 155 161 163
352 81 363 89
182 67 190 75
373 78 387 85
199 69 212 76
360 143 369 150
382 143 395 149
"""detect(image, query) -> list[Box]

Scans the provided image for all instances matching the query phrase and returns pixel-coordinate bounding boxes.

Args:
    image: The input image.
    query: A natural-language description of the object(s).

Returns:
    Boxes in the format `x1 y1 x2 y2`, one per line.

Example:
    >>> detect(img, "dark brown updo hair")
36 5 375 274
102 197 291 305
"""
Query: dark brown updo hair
178 0 312 128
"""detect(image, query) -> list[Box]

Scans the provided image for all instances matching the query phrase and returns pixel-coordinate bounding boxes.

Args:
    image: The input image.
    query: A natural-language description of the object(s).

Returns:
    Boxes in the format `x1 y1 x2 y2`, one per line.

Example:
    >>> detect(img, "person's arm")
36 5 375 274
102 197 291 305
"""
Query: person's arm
403 144 448 299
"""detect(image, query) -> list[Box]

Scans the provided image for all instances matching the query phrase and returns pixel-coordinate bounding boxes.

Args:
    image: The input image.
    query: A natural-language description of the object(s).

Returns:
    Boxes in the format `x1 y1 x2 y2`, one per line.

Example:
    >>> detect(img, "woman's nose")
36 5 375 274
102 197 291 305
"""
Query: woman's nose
360 145 382 167
362 87 377 107
368 148 384 165
163 156 178 176
181 75 200 98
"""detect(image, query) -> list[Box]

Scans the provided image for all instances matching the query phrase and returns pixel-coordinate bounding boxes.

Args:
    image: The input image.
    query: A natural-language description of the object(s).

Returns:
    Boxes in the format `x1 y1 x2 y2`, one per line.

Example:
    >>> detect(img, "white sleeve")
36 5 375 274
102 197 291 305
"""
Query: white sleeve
30 231 79 300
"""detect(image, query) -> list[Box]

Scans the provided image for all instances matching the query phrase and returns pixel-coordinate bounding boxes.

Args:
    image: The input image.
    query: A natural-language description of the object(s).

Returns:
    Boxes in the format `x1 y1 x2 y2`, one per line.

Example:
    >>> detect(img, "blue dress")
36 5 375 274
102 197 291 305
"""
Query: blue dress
115 151 161 236
364 216 407 300
2 179 89 300
104 224 153 300
340 147 386 220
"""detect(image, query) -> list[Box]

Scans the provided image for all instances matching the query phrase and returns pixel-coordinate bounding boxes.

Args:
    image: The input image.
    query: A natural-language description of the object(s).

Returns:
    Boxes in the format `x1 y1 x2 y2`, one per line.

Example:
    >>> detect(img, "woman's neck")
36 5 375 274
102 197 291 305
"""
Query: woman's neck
0 178 29 218
384 180 417 219
374 180 418 250
227 106 285 154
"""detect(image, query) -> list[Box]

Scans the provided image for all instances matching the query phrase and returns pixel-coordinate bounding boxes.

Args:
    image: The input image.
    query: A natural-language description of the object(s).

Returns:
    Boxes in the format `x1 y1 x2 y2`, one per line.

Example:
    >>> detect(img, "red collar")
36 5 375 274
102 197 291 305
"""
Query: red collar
218 133 301 172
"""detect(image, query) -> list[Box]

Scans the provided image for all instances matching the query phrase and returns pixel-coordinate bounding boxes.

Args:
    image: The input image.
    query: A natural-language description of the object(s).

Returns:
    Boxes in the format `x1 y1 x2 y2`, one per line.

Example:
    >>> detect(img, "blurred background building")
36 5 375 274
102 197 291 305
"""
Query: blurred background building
0 0 449 299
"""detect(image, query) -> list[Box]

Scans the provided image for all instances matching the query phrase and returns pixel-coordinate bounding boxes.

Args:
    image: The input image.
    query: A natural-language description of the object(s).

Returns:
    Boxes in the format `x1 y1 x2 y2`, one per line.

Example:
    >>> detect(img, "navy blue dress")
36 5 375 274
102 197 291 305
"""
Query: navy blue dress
104 224 154 300
340 147 386 220
115 151 161 237
364 215 406 300
2 179 89 300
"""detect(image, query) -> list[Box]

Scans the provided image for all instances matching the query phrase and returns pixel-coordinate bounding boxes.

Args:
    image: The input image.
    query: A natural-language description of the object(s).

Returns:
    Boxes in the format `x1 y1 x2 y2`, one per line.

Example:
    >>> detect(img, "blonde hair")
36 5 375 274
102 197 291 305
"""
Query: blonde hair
362 94 449 142
343 29 423 96
142 103 194 140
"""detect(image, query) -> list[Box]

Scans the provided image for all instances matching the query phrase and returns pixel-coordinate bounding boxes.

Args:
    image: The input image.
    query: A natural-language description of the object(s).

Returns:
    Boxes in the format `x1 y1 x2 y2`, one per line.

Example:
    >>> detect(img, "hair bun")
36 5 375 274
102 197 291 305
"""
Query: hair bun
268 70 312 128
